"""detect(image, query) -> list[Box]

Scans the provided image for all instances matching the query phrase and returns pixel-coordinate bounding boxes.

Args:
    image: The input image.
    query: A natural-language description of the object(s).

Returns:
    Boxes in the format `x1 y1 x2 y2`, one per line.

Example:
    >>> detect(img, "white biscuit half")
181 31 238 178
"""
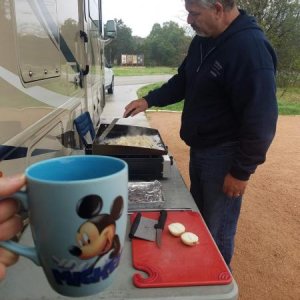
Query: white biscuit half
181 232 199 246
168 222 186 237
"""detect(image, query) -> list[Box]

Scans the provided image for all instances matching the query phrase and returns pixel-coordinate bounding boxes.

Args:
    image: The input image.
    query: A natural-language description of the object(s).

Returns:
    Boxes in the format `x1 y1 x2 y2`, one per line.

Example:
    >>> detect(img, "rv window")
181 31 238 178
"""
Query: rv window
14 0 60 83
89 0 101 29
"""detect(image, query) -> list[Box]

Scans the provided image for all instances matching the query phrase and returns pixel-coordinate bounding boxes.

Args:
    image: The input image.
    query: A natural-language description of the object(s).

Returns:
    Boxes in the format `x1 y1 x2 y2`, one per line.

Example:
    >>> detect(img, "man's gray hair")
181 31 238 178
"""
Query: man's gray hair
185 0 235 10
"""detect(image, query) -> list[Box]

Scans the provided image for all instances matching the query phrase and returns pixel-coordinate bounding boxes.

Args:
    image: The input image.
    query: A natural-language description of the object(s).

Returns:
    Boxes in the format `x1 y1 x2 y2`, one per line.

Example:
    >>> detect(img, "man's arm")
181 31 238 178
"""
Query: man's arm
123 59 187 117
144 58 187 108
229 69 278 181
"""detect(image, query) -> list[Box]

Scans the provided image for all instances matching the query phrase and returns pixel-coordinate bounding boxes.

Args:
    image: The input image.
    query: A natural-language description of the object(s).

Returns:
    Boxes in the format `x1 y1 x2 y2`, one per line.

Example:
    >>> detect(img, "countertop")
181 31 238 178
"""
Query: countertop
0 159 238 300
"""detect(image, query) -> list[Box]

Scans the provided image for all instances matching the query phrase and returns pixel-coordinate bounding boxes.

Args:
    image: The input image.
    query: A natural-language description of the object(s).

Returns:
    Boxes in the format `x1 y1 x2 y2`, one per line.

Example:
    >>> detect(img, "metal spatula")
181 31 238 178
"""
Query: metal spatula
98 118 119 142
98 109 135 142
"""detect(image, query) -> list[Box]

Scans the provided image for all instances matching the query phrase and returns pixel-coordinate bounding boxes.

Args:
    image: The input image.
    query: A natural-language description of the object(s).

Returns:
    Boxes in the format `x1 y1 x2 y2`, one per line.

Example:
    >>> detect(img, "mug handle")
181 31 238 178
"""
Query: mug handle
0 191 40 266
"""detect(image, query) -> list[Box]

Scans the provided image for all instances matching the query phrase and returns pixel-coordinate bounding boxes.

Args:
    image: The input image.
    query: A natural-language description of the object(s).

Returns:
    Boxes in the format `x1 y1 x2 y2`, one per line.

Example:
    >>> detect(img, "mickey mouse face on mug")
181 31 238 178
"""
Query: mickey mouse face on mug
69 194 124 261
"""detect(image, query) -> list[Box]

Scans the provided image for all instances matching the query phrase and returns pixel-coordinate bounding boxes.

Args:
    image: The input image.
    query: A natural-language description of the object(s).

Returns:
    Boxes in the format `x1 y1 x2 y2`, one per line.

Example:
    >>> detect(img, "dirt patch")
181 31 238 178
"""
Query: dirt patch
147 112 300 300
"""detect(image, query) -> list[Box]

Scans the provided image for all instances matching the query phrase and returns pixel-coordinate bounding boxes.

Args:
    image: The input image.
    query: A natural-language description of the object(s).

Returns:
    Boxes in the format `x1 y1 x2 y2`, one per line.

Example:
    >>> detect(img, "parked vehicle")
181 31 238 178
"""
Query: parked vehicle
105 62 114 94
0 0 116 175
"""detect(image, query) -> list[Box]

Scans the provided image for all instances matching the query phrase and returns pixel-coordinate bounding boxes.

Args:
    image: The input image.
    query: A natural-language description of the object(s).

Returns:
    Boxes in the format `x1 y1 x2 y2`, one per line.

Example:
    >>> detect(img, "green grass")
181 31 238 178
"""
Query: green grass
138 83 300 115
137 82 184 111
89 65 177 76
112 66 177 76
277 101 300 114
277 87 300 115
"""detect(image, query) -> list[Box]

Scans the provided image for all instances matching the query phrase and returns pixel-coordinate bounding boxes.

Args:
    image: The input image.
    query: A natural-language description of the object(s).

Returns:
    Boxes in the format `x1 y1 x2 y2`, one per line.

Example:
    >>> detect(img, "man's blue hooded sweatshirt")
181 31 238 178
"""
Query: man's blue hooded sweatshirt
144 11 278 181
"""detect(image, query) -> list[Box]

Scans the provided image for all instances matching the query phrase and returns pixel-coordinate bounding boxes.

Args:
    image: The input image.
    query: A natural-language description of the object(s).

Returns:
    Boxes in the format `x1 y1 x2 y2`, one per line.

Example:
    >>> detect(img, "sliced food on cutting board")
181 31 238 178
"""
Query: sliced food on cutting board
168 222 186 236
168 222 199 246
130 211 232 288
181 232 199 246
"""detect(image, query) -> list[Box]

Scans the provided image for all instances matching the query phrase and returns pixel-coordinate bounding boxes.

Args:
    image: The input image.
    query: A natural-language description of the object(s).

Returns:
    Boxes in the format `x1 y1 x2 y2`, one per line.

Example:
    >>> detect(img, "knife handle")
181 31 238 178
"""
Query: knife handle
128 212 142 239
154 210 167 230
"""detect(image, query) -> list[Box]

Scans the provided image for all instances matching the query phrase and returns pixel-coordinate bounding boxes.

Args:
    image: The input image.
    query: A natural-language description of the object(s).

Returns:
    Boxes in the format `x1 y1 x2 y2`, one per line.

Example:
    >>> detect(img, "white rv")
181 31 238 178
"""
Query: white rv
0 0 116 175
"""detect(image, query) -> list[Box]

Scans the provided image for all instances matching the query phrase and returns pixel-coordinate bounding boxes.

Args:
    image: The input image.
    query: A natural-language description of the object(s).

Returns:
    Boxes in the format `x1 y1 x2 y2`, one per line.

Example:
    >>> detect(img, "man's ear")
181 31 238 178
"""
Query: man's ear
214 2 224 18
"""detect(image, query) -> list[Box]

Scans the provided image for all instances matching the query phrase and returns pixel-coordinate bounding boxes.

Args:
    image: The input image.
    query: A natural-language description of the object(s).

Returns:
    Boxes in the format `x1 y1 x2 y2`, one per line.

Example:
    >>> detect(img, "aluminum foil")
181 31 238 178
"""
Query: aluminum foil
128 180 165 209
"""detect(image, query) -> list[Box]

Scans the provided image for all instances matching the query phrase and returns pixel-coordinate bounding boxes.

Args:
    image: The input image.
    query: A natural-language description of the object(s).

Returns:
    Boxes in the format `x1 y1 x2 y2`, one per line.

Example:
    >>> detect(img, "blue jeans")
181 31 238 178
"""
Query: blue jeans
189 142 242 267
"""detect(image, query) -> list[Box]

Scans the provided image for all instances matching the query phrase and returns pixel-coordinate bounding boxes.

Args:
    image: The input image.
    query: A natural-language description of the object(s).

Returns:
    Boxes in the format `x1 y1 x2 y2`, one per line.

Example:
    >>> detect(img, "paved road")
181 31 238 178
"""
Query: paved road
101 75 172 127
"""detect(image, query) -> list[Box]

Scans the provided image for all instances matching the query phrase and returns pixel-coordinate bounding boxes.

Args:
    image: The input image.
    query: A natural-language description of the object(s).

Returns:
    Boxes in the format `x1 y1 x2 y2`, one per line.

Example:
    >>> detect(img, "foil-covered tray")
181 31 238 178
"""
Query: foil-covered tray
128 180 165 210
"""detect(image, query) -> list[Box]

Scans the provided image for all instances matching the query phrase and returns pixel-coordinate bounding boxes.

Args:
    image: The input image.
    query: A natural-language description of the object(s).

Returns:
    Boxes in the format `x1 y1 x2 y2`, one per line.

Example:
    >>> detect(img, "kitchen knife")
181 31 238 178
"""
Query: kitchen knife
154 210 167 247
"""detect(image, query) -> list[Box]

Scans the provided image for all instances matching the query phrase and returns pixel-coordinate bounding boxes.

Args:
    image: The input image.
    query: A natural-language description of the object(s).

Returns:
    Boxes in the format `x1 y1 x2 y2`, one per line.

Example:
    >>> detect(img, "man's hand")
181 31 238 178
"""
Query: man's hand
123 98 149 117
0 174 26 280
223 173 248 198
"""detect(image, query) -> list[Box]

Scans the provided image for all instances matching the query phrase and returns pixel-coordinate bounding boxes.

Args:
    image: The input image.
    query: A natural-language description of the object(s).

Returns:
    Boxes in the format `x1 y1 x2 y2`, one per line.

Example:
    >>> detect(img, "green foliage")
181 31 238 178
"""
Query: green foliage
236 0 300 88
144 22 192 67
104 19 138 65
105 19 192 68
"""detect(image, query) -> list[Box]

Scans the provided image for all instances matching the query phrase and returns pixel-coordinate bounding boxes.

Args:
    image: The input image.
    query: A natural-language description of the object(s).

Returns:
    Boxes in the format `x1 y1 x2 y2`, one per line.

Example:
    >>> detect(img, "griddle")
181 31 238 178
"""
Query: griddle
92 124 168 156
91 124 169 180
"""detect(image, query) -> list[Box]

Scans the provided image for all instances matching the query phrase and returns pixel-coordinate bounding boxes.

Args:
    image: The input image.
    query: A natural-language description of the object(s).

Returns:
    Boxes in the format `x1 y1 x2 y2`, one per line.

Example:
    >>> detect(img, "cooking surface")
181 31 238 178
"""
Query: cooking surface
130 211 232 288
93 124 168 156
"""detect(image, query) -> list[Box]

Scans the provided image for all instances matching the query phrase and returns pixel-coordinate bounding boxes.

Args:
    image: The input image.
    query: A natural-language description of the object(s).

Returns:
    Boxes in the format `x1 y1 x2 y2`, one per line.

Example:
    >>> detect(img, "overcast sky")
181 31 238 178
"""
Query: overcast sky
102 0 188 38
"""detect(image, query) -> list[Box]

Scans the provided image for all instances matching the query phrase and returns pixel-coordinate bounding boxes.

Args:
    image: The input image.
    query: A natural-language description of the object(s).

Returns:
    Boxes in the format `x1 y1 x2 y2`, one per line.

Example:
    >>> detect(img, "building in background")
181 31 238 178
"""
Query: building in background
121 54 144 66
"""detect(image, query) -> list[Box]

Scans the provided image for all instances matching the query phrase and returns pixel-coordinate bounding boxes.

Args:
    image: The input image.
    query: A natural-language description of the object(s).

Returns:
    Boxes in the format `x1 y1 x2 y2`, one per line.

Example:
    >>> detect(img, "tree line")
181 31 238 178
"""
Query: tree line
105 0 300 88
105 20 192 68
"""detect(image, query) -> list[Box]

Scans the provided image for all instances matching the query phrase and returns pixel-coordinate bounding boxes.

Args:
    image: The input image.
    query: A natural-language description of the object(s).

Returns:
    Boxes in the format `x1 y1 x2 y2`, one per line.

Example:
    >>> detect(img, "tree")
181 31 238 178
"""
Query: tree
237 0 300 87
104 19 138 65
144 21 192 67
105 19 191 67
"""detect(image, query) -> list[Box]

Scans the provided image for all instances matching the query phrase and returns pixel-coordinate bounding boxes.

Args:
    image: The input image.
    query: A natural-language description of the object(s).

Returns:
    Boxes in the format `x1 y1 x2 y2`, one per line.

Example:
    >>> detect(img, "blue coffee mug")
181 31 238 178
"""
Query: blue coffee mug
0 155 128 297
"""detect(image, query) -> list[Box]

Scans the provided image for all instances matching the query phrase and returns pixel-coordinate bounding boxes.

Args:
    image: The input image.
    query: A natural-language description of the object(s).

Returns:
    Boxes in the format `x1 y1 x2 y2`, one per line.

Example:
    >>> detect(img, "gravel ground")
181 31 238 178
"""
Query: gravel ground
147 112 300 300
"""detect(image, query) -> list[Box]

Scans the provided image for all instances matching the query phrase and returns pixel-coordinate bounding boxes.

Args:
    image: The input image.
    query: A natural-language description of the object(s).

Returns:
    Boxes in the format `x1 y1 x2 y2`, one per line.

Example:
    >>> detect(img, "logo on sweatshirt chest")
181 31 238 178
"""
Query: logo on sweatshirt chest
210 60 223 78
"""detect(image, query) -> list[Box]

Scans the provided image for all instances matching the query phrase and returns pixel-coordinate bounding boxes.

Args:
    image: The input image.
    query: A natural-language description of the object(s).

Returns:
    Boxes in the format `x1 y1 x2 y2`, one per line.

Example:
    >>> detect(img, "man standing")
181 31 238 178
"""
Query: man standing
124 0 278 267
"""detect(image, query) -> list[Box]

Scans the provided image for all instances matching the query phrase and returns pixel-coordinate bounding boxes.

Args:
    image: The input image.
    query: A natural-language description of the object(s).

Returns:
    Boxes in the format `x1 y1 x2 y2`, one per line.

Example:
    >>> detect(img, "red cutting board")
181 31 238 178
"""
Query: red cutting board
130 211 232 288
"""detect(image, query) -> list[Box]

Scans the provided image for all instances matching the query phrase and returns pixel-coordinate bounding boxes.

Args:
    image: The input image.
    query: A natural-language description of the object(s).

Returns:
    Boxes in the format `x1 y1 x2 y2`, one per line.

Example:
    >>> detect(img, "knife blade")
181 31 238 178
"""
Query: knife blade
154 210 167 248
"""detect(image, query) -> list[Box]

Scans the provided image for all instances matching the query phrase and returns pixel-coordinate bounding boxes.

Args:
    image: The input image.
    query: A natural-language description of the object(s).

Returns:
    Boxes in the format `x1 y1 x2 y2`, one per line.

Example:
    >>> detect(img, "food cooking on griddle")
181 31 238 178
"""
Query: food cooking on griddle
103 134 165 150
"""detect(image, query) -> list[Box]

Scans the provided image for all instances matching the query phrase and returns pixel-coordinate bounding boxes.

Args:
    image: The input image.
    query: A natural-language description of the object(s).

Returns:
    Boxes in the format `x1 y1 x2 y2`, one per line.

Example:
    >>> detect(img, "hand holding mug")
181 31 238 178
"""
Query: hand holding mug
0 156 128 297
0 174 26 280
